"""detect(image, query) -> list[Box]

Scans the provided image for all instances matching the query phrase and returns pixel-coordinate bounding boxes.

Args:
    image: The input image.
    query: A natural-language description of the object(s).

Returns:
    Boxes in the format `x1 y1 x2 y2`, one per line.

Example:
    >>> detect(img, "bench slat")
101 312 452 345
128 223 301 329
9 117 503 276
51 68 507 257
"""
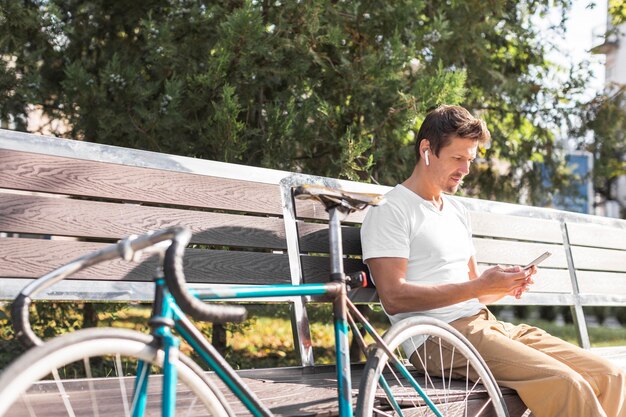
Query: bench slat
0 237 371 299
580 293 626 306
0 278 156 301
571 246 626 273
0 150 283 215
492 292 576 306
470 211 563 243
0 192 369 256
566 222 626 250
2 364 532 417
301 256 367 283
473 238 567 269
0 193 288 250
0 238 291 285
299 222 362 255
576 270 626 296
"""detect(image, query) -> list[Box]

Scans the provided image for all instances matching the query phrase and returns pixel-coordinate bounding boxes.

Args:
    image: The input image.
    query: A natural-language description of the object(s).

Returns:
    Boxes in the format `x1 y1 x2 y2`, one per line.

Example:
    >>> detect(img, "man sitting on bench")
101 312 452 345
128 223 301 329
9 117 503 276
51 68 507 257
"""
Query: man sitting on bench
361 104 626 417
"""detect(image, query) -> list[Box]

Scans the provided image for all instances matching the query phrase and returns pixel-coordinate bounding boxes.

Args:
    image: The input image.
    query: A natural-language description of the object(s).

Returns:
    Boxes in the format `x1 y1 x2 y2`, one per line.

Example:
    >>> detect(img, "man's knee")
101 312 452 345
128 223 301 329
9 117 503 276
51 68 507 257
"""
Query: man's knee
595 367 626 411
582 356 626 396
596 367 626 400
549 365 625 417
516 372 606 417
595 366 626 389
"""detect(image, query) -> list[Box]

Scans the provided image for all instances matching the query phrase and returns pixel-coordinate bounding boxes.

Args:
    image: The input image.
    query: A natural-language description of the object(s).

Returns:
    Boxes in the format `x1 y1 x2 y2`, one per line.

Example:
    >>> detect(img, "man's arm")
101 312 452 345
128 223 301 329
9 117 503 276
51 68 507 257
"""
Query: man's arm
367 256 534 315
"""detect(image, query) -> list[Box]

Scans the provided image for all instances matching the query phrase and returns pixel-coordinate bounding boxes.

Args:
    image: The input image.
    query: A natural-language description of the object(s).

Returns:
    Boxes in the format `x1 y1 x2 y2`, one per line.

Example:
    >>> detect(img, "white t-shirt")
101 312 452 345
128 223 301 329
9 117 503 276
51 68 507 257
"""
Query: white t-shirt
361 184 484 354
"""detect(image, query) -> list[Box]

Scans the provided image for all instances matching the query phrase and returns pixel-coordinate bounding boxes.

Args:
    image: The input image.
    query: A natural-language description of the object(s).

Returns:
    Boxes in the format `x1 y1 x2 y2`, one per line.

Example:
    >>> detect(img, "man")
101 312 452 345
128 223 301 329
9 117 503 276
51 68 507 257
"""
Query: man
360 105 625 417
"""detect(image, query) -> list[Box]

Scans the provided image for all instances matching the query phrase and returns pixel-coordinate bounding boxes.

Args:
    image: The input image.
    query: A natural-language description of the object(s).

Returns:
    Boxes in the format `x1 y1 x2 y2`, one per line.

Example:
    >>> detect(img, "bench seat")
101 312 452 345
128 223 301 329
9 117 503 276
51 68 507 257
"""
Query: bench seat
6 365 529 417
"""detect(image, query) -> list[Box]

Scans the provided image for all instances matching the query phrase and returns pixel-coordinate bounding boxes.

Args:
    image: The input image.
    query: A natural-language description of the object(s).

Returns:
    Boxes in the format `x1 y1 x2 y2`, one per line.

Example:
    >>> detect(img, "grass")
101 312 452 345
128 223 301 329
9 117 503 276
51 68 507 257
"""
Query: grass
511 318 626 348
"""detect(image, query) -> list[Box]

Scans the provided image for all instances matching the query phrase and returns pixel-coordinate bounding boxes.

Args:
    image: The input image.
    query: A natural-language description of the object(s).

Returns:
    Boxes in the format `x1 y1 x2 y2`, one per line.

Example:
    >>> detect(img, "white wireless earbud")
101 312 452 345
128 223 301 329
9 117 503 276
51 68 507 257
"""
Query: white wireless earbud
424 149 430 166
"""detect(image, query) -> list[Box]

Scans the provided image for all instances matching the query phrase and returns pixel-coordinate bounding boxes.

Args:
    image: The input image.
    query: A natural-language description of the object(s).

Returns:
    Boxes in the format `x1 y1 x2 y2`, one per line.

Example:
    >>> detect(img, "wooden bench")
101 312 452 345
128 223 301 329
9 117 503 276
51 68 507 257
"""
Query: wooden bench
1 128 625 416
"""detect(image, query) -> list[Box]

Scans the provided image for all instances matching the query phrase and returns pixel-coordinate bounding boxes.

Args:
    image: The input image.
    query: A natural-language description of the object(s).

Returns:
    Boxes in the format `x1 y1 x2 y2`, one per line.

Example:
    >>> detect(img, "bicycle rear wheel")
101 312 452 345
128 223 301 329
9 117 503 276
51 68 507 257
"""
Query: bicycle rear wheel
356 317 509 417
0 328 233 417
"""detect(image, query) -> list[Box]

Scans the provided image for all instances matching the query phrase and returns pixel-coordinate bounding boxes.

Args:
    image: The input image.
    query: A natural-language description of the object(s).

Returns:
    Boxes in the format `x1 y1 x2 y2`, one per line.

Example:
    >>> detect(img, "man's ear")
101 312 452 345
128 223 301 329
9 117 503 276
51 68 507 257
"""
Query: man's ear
419 139 431 158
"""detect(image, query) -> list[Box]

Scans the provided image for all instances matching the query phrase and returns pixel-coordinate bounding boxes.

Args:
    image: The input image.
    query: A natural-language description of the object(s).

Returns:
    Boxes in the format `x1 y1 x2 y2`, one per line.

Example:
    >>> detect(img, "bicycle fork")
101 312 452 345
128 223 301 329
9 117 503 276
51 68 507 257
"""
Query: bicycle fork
130 273 182 417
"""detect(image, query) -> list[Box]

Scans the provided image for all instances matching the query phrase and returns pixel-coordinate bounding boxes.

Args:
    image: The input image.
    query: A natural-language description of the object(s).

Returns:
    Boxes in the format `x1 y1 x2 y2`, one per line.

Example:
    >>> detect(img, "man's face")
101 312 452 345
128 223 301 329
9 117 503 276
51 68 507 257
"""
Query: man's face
428 137 477 194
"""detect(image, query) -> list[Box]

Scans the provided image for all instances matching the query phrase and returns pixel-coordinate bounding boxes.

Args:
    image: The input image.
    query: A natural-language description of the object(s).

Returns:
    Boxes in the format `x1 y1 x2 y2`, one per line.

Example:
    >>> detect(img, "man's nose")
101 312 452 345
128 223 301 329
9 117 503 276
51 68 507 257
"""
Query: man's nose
459 161 471 174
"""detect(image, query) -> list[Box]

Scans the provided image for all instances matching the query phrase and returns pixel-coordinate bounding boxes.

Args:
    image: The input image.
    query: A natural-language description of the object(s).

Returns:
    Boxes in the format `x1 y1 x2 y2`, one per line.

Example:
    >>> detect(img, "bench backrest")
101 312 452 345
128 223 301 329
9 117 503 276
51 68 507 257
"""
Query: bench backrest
1 129 625 364
0 129 387 366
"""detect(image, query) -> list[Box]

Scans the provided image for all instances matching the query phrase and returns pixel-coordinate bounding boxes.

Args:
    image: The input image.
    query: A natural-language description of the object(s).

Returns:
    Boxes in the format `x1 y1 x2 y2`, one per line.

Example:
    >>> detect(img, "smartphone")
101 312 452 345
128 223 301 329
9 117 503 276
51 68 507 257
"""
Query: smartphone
523 251 552 269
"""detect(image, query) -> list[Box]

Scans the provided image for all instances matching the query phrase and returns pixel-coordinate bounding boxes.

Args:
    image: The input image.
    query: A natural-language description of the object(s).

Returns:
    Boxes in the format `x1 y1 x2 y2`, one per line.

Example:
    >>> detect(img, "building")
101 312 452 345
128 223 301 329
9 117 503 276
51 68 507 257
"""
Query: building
591 12 626 218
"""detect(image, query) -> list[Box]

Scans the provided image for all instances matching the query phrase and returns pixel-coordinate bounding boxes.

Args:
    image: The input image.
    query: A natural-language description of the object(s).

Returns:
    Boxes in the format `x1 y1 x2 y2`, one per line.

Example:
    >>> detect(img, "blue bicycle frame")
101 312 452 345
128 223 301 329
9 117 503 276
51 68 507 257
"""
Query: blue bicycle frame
147 280 444 417
145 278 352 417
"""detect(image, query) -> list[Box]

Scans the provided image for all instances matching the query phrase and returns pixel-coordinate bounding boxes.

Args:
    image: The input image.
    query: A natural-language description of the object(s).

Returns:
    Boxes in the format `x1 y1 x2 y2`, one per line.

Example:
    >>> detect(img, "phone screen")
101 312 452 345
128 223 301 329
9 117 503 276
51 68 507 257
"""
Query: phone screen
523 251 552 269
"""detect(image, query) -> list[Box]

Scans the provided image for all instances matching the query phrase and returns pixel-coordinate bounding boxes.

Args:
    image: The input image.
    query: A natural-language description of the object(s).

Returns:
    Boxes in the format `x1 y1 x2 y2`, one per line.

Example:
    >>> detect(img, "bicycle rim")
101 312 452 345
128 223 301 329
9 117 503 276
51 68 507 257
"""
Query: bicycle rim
356 317 509 417
0 328 233 417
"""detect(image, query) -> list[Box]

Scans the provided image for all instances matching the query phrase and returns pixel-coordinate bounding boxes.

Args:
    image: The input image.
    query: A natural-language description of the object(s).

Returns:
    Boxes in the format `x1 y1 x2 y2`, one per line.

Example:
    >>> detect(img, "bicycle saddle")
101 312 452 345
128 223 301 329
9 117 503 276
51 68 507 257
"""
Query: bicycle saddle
294 184 386 213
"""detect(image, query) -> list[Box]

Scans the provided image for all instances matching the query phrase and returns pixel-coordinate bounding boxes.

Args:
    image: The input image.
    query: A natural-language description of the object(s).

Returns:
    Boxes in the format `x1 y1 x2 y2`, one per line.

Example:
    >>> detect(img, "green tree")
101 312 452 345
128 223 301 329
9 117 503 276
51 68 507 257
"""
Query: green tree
0 0 609 205
609 0 626 25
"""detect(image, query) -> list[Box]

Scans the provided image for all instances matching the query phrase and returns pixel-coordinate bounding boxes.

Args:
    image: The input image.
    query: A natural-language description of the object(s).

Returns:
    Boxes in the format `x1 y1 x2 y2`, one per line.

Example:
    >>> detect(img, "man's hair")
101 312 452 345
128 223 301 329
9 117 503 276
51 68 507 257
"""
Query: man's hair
415 105 491 161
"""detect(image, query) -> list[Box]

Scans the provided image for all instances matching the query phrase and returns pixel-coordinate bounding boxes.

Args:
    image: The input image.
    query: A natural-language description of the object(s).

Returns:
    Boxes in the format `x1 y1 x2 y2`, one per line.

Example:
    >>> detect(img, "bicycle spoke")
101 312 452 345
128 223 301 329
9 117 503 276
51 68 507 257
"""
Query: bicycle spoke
182 396 200 417
130 359 151 415
113 353 131 417
52 368 77 417
84 358 101 417
437 338 450 410
18 393 37 417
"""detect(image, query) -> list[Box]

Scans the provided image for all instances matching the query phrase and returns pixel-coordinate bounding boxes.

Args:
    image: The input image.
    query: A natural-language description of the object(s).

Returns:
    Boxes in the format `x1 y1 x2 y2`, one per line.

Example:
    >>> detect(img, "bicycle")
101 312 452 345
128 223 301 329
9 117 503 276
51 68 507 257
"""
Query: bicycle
0 183 509 417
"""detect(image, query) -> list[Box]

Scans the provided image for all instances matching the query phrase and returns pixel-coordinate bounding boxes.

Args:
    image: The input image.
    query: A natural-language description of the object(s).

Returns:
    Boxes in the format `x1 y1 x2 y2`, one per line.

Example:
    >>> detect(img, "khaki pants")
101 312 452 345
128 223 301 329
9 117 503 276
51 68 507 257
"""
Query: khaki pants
410 309 626 417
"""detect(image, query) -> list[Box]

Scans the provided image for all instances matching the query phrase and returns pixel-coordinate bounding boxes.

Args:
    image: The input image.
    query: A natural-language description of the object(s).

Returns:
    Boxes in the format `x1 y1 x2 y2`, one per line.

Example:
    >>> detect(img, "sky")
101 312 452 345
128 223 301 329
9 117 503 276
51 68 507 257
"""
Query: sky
537 0 609 146
554 0 608 92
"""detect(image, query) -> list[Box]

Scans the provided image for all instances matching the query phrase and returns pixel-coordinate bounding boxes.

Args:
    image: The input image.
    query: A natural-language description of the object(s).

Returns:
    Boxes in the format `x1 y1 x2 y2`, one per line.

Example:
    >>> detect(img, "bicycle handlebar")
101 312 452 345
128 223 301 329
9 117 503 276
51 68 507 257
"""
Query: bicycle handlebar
12 227 246 348
162 228 247 324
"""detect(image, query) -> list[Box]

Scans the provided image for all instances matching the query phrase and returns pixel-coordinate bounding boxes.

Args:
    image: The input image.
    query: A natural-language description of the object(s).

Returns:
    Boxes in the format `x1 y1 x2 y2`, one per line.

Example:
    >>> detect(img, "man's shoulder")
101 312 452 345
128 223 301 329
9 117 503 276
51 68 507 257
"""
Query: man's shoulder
383 184 416 206
370 185 415 216
363 186 409 223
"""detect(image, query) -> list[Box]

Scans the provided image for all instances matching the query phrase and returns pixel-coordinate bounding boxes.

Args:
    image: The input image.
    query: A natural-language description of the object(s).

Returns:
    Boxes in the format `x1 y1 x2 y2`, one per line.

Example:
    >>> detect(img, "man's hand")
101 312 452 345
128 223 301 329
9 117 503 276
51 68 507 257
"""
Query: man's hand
476 264 536 300
508 265 536 299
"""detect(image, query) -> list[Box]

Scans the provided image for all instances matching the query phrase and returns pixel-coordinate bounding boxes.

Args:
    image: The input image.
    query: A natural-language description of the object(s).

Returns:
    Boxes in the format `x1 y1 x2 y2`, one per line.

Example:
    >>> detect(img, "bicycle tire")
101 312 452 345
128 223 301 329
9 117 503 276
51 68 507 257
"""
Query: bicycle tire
0 328 234 417
356 317 509 417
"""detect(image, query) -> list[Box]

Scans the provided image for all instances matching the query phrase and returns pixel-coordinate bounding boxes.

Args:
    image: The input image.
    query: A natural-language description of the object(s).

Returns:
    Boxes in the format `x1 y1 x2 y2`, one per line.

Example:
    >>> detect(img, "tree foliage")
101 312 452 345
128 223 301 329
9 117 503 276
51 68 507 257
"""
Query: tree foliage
609 0 626 25
0 0 619 206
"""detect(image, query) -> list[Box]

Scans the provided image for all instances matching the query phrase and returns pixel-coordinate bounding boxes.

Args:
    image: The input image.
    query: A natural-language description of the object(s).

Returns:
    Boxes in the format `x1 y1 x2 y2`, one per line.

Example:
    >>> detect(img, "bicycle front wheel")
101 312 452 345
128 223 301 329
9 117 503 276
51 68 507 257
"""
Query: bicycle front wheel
0 328 233 417
356 317 509 417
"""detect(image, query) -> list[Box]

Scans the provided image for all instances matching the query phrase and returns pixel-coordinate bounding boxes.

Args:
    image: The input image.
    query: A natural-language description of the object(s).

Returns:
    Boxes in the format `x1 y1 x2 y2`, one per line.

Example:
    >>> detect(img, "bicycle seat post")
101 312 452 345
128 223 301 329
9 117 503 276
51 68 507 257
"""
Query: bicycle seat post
327 205 345 282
